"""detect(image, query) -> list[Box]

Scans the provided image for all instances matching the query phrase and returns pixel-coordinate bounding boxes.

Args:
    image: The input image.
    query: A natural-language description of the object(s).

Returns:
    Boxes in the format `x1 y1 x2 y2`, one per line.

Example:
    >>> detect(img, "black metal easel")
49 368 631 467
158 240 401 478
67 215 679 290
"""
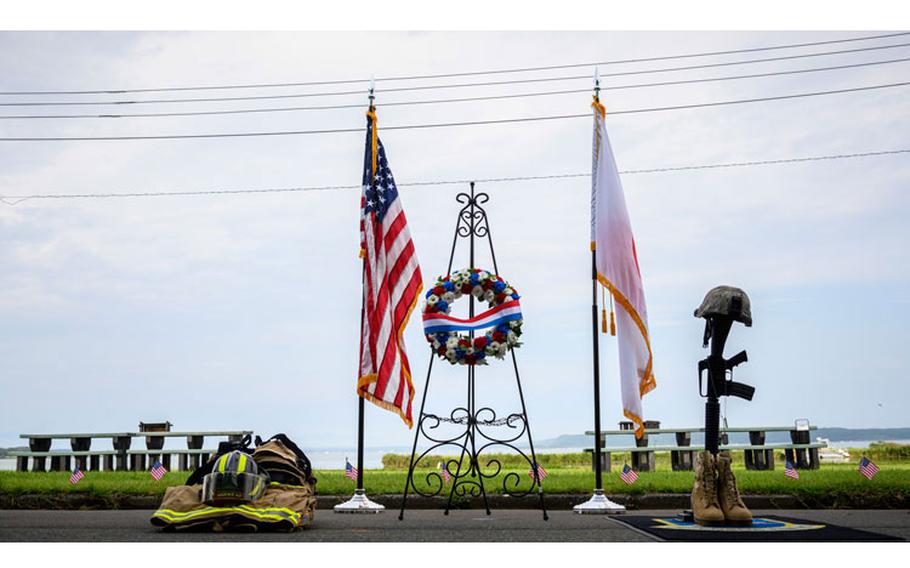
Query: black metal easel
398 182 548 521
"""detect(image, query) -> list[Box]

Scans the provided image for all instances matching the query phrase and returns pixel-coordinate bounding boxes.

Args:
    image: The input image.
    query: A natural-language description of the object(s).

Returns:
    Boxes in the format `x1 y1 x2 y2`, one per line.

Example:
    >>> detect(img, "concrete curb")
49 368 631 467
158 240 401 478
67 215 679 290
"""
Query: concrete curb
2 492 905 510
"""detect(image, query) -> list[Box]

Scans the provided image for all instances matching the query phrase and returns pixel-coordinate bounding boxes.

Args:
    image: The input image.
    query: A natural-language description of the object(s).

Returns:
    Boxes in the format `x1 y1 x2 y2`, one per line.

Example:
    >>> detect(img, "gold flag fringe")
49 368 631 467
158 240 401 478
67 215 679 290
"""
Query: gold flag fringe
609 291 616 336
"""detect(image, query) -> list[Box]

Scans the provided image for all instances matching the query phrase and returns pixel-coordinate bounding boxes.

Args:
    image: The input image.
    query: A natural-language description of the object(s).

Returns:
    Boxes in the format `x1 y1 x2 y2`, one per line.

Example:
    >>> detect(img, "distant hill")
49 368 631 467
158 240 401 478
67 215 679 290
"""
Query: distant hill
535 434 592 448
0 446 27 459
813 428 910 442
532 428 910 449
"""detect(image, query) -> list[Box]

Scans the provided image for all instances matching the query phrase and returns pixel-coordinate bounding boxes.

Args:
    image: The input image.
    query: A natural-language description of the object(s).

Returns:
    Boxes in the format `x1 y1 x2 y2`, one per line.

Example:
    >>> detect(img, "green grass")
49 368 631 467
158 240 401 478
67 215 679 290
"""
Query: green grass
0 471 191 497
2 462 908 503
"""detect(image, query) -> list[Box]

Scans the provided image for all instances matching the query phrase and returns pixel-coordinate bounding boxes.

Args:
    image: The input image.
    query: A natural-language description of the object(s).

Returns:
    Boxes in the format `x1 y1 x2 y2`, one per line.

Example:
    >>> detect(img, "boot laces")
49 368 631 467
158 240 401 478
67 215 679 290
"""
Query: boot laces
701 462 717 505
722 462 742 501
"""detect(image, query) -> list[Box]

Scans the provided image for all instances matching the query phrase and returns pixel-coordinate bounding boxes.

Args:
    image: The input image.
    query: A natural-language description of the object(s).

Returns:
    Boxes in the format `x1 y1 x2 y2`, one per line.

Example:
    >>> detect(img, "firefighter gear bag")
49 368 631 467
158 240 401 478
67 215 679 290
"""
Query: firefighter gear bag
151 434 317 532
151 482 315 532
252 434 315 486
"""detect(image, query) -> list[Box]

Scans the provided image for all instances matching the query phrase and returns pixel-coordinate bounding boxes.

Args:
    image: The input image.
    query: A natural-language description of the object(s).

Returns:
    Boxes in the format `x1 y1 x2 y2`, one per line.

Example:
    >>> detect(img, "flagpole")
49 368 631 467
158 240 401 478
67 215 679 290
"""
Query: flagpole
590 246 604 491
575 68 625 514
356 262 366 493
591 71 604 493
335 77 384 514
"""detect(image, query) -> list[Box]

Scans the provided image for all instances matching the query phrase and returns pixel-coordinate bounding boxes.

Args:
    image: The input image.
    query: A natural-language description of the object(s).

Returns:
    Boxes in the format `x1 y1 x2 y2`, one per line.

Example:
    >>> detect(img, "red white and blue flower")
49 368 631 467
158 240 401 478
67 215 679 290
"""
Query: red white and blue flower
422 268 523 366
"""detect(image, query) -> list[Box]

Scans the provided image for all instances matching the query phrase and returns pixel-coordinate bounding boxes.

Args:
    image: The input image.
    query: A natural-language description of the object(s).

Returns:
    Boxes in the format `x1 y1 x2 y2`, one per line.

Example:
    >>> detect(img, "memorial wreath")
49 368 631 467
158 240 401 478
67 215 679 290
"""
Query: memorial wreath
422 268 523 366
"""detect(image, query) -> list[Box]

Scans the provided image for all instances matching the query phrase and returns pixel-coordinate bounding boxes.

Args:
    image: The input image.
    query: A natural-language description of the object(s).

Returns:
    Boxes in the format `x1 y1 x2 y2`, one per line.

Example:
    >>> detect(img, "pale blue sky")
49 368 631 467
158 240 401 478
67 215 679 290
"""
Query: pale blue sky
0 31 908 450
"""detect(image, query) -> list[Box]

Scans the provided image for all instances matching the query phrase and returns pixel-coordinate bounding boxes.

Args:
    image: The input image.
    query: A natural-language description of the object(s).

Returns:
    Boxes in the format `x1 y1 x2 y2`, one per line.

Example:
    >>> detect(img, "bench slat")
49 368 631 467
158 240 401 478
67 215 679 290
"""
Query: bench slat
139 431 252 437
19 433 135 439
585 426 818 436
11 449 220 457
584 443 827 453
126 449 216 455
21 431 251 439
9 451 119 457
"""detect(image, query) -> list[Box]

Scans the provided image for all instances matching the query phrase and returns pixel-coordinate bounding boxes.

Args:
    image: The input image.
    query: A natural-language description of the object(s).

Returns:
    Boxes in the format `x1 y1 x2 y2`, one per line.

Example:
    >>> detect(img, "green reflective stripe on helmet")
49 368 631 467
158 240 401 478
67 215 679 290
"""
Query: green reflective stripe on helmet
217 453 229 474
215 450 258 475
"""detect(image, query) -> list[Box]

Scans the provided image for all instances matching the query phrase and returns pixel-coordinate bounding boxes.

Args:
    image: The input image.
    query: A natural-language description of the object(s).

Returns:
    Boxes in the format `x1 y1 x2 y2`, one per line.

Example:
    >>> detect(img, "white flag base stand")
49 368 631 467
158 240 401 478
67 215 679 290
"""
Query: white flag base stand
573 489 626 514
333 489 385 513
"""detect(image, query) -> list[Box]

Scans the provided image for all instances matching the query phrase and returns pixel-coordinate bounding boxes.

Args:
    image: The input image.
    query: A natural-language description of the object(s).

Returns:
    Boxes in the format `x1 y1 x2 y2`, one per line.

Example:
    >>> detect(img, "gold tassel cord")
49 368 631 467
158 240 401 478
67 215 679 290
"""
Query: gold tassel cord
601 285 608 334
609 291 617 336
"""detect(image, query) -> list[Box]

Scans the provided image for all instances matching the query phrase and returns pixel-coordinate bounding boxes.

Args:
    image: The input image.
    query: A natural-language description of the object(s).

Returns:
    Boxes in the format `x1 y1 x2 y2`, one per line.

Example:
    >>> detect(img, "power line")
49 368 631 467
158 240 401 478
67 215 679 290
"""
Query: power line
3 41 910 108
1 149 905 203
3 56 908 120
1 32 907 95
0 80 906 142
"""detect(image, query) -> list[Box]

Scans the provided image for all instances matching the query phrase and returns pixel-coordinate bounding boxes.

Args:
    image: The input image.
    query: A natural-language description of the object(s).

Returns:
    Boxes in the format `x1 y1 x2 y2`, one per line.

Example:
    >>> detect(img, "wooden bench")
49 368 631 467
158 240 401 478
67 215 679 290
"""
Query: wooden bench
13 430 252 472
585 422 824 472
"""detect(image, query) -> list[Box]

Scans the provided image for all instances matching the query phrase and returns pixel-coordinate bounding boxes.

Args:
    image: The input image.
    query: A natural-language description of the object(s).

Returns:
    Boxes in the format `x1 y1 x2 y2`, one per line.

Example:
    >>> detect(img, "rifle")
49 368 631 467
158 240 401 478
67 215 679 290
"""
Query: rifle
694 286 756 456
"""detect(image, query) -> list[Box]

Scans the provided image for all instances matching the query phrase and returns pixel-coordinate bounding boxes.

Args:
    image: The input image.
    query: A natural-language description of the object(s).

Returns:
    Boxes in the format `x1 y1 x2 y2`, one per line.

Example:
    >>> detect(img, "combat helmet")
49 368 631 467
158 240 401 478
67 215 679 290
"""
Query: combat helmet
201 450 269 506
694 285 752 327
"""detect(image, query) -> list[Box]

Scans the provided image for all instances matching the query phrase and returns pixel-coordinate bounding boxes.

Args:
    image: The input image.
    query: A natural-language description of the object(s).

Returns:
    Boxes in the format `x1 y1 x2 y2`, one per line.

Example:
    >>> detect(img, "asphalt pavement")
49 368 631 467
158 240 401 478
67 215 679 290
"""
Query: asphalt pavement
1 509 908 542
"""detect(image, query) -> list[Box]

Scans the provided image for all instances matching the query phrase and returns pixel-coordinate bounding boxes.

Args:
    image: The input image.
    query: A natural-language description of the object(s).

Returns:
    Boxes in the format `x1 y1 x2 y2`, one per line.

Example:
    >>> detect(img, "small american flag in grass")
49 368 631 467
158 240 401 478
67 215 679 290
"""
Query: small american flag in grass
528 463 548 482
150 460 167 481
438 461 451 483
345 459 359 481
859 456 879 480
784 459 800 480
69 466 85 485
620 463 638 485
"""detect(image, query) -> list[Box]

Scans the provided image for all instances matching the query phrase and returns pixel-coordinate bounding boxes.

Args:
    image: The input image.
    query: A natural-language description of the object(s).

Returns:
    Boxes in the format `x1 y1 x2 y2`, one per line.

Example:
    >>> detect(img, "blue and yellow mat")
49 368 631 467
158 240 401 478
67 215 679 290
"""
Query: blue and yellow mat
612 515 903 542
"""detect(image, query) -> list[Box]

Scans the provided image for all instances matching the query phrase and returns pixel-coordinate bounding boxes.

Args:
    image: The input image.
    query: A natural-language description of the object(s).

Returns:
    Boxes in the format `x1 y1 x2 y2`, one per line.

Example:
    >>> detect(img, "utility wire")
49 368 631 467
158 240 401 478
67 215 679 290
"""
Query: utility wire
2 41 909 108
1 149 905 203
1 32 907 95
0 81 906 142
3 57 907 120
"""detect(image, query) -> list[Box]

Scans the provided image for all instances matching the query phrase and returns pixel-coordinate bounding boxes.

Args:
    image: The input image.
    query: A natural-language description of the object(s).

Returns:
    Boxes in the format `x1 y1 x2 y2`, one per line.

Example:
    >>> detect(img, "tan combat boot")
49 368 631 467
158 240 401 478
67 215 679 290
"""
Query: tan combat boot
691 451 725 526
716 451 752 525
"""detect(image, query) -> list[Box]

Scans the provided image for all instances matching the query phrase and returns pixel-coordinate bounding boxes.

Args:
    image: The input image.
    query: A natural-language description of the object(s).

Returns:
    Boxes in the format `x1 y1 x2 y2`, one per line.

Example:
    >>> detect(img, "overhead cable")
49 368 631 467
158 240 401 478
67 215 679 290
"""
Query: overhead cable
2 41 910 108
2 56 907 120
1 32 907 95
0 81 906 142
1 149 905 203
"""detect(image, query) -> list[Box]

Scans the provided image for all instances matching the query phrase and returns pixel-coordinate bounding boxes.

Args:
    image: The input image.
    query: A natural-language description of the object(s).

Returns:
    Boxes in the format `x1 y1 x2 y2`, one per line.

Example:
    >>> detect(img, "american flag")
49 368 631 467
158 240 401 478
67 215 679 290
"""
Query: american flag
859 456 879 480
438 461 451 483
345 459 359 482
528 463 548 482
69 466 85 485
150 460 167 481
620 463 638 485
357 108 423 428
784 459 800 480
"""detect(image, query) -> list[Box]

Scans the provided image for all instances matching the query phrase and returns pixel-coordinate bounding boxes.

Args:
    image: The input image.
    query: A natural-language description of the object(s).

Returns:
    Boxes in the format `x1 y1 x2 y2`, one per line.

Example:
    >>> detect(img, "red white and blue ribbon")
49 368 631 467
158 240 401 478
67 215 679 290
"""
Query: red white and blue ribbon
423 299 522 334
